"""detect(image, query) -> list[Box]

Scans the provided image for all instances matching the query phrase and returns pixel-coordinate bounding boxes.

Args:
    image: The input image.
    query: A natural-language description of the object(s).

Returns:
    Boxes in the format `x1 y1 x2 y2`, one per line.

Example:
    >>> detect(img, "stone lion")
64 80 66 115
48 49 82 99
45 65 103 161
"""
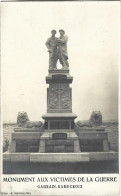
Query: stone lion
17 112 43 128
89 111 102 126
76 111 102 127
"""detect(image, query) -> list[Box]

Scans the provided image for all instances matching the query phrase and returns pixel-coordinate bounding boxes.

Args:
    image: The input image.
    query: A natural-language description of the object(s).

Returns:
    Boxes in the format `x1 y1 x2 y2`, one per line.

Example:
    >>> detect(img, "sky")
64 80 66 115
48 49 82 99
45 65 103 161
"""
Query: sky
1 1 120 123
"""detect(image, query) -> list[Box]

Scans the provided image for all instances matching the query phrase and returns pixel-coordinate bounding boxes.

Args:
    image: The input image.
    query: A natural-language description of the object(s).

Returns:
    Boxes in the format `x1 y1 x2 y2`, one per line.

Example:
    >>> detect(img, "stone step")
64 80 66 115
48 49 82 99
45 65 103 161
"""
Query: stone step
3 151 118 162
30 153 89 162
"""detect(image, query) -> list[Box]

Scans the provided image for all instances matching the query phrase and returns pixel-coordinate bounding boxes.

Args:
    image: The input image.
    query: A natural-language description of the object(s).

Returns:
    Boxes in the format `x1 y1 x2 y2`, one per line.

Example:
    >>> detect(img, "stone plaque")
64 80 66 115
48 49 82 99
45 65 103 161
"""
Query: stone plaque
52 133 67 140
52 74 67 80
50 121 69 129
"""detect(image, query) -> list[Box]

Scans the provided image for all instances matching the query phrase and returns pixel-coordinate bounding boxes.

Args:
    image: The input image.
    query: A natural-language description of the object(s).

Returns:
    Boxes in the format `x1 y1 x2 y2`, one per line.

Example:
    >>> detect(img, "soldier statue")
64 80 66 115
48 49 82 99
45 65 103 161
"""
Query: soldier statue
45 30 58 69
46 29 69 69
57 29 69 69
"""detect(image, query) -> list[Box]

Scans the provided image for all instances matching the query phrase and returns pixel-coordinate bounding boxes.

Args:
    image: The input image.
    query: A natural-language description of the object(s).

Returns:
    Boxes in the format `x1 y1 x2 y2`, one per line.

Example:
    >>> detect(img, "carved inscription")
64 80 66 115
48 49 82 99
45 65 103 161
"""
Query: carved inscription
48 84 59 109
48 83 71 110
52 133 67 140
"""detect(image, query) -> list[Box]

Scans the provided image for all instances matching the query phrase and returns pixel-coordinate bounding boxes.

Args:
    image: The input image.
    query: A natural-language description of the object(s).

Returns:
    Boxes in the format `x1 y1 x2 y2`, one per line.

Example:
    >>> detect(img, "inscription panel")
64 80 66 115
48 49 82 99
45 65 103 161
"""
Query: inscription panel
47 83 72 110
50 121 69 129
52 74 67 80
52 133 67 140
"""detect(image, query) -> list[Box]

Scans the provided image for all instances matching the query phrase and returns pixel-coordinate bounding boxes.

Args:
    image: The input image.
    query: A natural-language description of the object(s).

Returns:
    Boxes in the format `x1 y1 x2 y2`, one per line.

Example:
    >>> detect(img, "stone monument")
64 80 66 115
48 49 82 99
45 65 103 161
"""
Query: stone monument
3 30 118 163
40 29 80 153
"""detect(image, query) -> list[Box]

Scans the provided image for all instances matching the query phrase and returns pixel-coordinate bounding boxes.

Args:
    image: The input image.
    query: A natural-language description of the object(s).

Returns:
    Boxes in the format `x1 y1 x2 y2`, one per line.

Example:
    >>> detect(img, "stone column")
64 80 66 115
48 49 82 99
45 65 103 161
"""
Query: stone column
39 140 45 153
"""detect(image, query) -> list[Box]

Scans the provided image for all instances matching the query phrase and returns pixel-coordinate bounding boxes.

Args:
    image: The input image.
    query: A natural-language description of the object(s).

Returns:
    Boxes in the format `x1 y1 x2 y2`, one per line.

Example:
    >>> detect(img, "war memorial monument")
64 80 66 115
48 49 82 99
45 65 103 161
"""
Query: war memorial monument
3 30 118 166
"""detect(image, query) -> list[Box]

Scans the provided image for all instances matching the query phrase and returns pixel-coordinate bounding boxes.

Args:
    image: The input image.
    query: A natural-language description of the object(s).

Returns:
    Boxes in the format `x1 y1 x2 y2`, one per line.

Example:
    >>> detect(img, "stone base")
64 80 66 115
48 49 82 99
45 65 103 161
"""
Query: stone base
39 131 80 153
10 125 110 154
76 129 109 152
11 132 41 152
10 127 44 153
3 151 118 162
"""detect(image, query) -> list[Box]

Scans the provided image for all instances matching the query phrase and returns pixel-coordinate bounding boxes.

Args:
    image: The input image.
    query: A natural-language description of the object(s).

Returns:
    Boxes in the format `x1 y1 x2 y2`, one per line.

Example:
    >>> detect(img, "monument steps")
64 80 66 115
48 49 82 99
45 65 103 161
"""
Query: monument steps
3 151 118 162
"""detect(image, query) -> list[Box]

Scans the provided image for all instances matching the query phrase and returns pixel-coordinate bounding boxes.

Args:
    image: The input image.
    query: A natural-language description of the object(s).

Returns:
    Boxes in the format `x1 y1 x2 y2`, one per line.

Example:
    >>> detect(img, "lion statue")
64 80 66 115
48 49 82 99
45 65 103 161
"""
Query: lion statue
76 111 102 127
17 112 43 128
89 111 102 126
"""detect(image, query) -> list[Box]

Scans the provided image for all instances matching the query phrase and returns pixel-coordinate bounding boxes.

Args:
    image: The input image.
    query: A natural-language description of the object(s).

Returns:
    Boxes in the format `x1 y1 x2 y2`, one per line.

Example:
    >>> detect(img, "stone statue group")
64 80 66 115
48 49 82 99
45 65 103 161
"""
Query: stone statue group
46 29 69 69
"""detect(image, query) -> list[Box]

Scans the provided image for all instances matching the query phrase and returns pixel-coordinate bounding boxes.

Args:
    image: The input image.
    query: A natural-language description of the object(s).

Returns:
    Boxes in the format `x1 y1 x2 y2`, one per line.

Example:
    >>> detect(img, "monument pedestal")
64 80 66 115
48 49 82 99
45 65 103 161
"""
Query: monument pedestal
40 113 80 153
39 69 80 153
39 131 80 153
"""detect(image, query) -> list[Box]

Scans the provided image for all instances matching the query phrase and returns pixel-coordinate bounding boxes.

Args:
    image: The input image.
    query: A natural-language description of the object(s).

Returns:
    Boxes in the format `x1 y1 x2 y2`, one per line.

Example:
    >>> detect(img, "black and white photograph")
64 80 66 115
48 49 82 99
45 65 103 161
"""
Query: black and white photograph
1 1 120 195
